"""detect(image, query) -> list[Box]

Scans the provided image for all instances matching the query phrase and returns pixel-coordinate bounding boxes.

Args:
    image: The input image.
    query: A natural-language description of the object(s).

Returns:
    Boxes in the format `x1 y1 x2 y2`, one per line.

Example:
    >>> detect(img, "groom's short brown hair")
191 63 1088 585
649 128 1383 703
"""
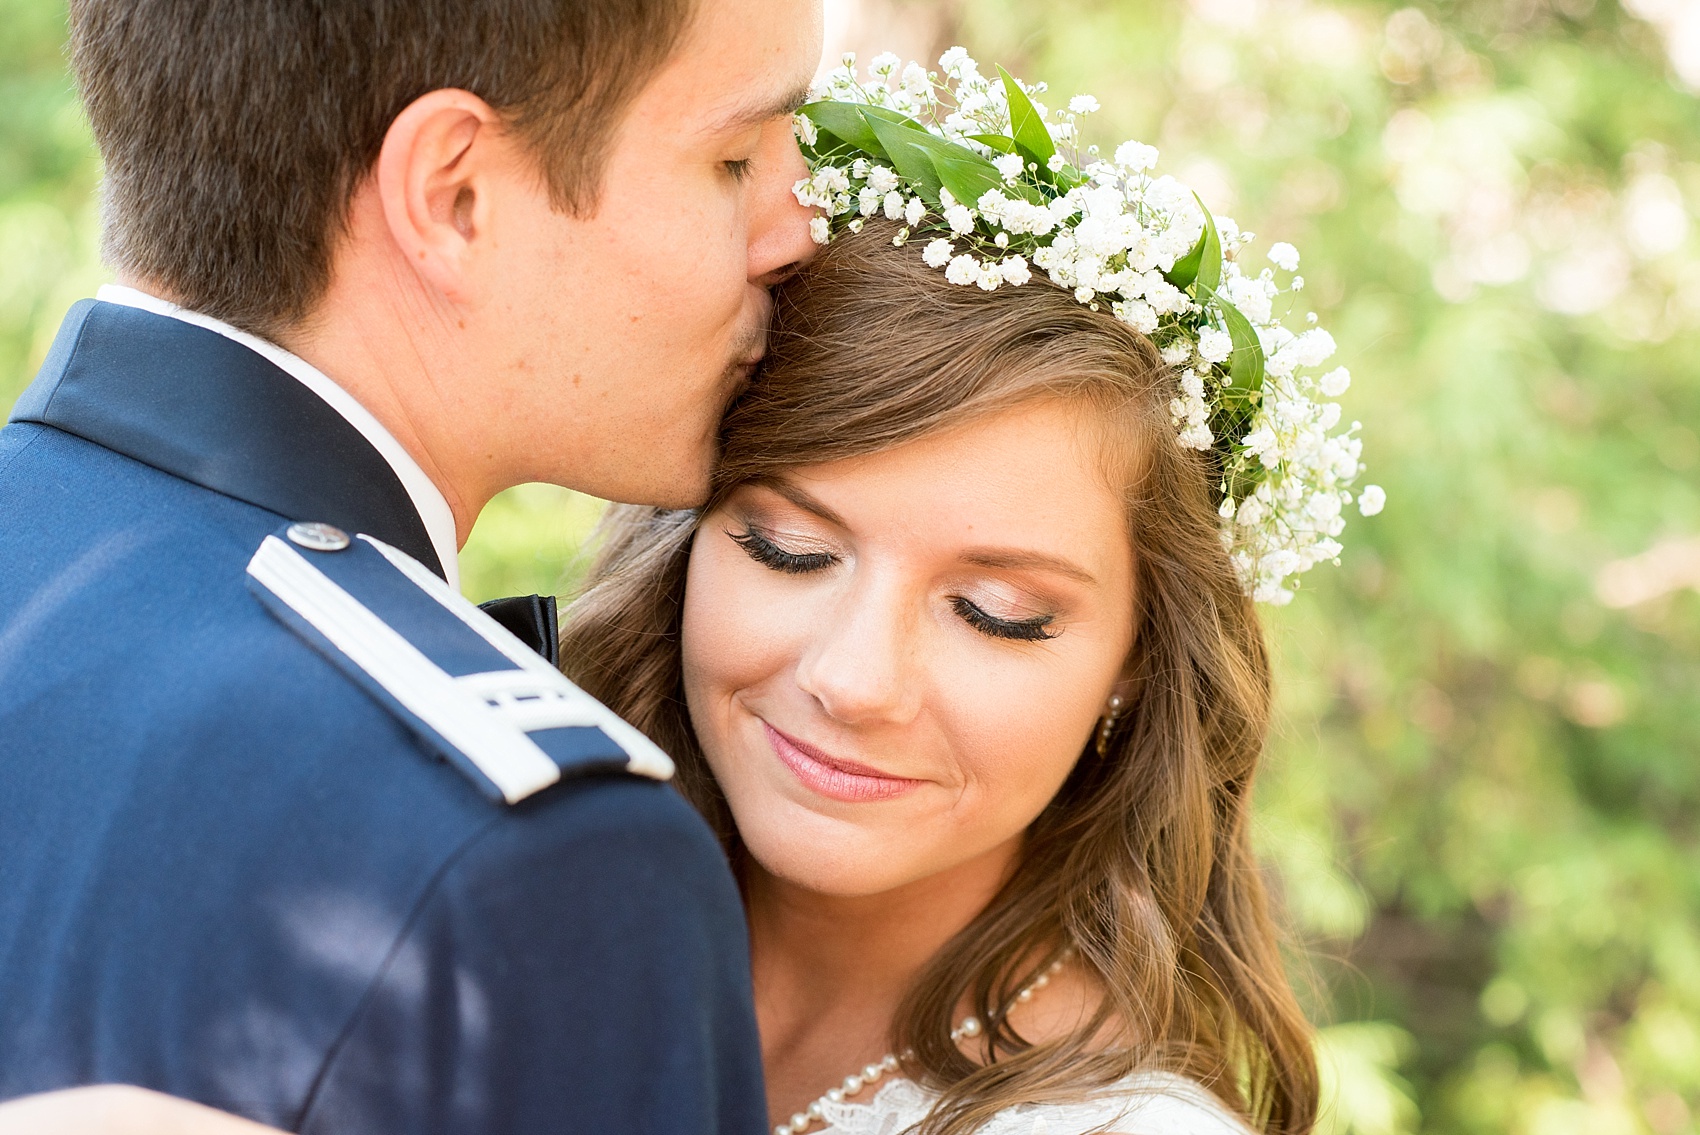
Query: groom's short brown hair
69 0 693 337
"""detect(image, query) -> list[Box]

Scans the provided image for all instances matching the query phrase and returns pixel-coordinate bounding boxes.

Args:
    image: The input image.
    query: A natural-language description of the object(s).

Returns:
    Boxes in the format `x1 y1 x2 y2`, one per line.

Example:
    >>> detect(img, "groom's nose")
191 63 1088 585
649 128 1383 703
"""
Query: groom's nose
746 122 818 287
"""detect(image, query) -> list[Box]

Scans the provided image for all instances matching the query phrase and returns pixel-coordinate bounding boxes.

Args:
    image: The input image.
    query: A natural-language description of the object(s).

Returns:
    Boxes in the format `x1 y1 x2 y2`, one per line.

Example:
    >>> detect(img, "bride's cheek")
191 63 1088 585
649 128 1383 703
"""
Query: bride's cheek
682 544 820 717
953 666 1094 822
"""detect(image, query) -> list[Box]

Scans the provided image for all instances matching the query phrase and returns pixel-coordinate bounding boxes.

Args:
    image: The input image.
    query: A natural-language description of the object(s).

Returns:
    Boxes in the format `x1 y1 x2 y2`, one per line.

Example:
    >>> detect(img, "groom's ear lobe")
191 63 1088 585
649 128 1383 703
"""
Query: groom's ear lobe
371 88 502 304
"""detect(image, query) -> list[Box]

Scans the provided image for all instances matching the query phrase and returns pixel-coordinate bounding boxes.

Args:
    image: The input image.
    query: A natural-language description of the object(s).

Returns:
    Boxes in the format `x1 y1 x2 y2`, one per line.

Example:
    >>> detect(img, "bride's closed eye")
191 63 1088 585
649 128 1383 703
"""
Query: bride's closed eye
729 526 1061 643
949 596 1058 642
728 528 838 574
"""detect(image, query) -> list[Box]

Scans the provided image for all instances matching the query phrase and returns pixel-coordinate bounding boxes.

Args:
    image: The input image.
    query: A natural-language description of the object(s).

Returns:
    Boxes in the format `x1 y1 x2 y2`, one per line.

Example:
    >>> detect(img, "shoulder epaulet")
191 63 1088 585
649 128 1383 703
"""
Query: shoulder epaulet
245 522 674 805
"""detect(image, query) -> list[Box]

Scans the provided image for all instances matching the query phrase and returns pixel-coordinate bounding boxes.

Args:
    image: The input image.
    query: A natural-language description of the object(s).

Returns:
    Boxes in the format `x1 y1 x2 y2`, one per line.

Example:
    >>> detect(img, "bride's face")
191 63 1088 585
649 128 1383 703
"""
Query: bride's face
681 398 1138 897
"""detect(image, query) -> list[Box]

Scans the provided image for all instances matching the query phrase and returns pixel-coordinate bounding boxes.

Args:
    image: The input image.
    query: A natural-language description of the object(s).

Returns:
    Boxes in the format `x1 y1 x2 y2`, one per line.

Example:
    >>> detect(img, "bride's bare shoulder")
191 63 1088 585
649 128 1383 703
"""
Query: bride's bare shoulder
0 1086 282 1135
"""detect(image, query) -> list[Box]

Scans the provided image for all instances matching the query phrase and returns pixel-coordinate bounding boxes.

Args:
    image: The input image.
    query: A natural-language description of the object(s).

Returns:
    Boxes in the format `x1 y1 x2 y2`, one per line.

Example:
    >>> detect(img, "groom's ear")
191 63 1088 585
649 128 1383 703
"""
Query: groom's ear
372 89 504 305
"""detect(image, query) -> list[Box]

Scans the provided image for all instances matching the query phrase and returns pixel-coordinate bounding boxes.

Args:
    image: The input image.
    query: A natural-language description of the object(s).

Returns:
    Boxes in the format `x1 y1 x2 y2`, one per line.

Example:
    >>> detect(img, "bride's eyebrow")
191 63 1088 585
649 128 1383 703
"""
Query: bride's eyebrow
960 548 1098 586
752 478 849 528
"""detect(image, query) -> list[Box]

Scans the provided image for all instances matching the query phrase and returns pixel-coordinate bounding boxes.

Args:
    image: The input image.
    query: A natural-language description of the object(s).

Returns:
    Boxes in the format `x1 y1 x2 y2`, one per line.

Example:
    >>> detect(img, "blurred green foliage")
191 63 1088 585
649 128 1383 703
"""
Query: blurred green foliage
3 0 1697 1132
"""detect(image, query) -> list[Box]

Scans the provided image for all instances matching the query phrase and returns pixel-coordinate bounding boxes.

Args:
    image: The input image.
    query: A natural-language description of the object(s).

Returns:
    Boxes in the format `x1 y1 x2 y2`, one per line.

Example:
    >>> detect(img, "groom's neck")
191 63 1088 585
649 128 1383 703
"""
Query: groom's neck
277 186 539 548
278 297 482 547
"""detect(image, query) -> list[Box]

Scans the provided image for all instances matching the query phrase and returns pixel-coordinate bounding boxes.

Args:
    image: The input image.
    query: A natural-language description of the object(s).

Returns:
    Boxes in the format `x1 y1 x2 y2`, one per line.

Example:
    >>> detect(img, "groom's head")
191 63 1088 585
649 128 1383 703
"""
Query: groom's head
70 0 821 515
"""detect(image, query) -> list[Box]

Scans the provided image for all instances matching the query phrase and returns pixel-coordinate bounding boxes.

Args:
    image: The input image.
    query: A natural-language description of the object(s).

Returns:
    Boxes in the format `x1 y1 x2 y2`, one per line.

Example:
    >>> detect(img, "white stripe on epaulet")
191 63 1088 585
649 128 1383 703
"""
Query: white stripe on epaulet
247 535 673 803
357 535 675 782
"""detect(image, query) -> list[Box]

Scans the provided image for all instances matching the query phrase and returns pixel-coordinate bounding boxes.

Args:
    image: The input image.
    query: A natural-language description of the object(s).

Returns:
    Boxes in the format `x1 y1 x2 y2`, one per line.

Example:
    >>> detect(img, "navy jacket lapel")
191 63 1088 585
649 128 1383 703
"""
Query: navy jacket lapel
10 300 444 578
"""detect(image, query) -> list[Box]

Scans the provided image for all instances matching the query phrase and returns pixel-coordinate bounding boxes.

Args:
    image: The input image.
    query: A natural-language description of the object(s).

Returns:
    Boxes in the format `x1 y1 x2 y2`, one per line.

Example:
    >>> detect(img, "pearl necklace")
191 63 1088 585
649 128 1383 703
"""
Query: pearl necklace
773 954 1070 1135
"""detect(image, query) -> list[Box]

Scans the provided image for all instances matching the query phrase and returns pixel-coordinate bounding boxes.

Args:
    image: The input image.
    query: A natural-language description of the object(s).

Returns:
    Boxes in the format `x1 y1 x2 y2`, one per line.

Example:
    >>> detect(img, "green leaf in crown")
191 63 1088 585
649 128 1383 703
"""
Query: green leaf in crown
793 49 1381 606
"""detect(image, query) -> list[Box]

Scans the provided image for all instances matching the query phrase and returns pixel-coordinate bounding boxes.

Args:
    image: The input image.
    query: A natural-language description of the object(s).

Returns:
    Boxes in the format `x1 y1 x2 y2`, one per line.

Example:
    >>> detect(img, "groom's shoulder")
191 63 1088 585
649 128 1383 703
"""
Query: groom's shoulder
235 521 676 806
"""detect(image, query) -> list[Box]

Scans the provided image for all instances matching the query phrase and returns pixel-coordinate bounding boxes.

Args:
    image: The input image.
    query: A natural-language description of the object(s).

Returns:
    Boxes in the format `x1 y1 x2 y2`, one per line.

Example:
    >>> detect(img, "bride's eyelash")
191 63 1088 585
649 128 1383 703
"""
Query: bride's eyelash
951 596 1058 642
728 529 838 574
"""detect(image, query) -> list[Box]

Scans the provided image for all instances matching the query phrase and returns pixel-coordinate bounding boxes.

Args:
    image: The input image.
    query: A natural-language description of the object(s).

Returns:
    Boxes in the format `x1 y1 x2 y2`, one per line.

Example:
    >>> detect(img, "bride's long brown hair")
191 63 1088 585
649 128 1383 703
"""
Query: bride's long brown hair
560 221 1318 1135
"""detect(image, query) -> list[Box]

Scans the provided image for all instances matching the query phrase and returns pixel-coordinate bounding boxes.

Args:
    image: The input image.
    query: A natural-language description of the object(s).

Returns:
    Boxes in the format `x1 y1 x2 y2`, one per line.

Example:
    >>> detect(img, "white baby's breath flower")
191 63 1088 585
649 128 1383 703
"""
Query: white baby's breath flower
817 166 850 195
883 191 905 221
1286 328 1336 369
1242 425 1280 467
1178 422 1214 450
1114 140 1159 171
993 152 1026 183
1161 342 1192 366
905 196 926 226
866 165 900 194
794 114 817 146
857 187 881 217
1357 485 1386 516
808 216 830 244
1141 274 1187 316
870 51 900 76
1222 273 1274 324
1000 255 1032 286
922 238 954 268
901 62 931 95
1068 94 1100 114
1112 299 1159 333
1047 153 1068 172
1197 327 1232 364
944 204 975 235
1268 242 1300 272
945 254 980 285
1319 367 1351 397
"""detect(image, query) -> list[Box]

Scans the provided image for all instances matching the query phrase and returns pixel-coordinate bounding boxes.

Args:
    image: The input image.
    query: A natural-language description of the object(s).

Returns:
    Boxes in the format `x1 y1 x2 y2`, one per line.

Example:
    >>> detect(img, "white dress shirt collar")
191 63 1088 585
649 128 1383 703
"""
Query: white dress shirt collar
95 284 461 593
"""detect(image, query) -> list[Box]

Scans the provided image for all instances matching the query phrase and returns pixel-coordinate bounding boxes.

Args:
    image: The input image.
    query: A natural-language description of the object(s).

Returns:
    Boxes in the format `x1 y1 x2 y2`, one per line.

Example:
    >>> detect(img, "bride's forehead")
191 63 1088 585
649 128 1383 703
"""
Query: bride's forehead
733 407 1132 543
790 401 1127 495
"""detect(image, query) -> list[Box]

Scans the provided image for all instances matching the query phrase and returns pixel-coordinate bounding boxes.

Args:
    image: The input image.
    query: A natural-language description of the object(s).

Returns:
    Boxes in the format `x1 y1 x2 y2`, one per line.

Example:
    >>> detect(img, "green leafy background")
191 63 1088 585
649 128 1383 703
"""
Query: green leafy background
4 0 1697 1131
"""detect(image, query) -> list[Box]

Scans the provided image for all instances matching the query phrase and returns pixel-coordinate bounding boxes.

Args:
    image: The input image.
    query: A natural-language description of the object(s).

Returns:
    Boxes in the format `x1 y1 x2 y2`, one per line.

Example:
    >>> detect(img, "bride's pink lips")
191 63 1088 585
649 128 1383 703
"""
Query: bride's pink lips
762 721 921 803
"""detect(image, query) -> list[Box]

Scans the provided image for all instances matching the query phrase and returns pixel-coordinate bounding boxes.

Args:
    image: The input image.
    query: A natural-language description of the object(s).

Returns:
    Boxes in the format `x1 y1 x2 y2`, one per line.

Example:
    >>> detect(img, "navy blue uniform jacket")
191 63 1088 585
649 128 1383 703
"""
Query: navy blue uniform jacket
0 301 767 1134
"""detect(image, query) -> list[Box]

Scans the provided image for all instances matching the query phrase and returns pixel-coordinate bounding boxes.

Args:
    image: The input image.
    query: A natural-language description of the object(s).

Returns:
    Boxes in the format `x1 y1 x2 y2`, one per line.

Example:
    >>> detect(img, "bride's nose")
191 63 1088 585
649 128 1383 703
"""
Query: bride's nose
792 577 923 726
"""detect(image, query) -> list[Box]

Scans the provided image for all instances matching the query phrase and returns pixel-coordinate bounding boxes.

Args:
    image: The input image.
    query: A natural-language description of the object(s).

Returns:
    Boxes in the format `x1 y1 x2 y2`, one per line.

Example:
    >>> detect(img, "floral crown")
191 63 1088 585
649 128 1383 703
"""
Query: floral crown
792 49 1383 606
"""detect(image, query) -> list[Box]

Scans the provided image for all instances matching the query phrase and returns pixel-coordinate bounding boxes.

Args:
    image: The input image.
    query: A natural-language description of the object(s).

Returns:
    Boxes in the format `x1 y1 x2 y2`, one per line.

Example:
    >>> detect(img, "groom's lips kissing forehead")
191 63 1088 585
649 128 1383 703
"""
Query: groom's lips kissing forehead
762 720 921 803
724 294 772 394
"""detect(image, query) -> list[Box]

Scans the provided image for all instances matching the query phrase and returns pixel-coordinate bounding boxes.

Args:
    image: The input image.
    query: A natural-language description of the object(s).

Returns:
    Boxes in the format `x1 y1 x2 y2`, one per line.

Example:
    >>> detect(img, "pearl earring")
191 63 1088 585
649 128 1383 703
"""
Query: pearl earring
1095 694 1126 757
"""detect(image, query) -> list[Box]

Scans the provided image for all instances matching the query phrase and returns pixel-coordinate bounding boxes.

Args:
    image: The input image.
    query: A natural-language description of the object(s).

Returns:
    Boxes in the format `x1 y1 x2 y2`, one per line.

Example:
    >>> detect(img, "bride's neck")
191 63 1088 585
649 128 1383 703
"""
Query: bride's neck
744 836 1021 1060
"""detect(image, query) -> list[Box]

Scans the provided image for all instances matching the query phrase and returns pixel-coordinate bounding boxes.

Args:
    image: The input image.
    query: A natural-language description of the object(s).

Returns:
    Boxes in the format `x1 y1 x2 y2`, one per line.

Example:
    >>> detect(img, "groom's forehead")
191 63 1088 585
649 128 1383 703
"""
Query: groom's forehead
665 0 820 111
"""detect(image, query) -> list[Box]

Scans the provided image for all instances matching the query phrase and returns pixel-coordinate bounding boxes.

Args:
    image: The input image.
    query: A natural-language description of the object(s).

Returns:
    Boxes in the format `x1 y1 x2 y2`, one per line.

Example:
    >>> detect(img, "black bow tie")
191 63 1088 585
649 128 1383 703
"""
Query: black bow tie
477 594 560 668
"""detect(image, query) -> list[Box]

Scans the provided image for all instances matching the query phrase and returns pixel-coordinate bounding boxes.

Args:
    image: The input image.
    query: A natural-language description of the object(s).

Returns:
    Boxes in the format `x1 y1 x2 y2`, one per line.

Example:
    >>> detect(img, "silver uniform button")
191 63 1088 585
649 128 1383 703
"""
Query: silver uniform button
286 522 351 552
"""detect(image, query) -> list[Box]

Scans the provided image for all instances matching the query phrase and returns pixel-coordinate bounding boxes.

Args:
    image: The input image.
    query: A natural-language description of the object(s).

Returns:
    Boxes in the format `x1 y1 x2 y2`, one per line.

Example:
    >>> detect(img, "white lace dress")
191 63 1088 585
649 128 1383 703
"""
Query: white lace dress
811 1070 1254 1135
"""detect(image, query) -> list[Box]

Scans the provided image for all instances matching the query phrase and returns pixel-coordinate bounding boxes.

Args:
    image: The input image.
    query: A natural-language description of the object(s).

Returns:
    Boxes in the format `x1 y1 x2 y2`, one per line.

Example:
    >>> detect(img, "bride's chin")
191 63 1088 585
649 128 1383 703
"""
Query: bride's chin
738 813 934 898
